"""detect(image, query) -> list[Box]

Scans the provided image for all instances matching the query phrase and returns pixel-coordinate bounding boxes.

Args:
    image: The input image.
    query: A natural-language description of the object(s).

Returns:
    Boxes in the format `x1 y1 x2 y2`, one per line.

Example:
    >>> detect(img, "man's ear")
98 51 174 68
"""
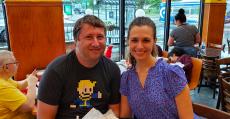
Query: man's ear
0 66 3 71
4 65 8 69
0 65 7 71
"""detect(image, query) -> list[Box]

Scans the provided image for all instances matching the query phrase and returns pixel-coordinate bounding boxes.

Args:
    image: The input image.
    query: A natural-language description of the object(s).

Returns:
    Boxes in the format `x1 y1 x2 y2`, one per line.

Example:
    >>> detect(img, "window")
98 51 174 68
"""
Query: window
0 3 7 50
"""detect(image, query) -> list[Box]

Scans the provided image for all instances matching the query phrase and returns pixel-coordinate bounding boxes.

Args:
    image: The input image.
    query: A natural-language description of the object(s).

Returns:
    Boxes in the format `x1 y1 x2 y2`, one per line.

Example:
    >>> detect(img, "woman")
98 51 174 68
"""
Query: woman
169 47 193 83
168 9 200 57
120 17 195 119
0 50 38 119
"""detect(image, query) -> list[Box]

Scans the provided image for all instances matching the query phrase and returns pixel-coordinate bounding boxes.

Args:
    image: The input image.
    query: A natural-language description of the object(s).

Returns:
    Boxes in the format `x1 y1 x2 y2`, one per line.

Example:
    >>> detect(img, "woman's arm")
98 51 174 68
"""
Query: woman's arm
175 85 194 119
168 36 175 46
195 33 201 44
120 95 132 118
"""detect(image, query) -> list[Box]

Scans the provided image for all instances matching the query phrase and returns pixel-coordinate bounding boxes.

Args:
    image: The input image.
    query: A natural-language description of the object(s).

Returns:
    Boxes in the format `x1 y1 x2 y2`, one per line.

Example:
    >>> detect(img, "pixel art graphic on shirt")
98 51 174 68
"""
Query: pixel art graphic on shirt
75 80 102 108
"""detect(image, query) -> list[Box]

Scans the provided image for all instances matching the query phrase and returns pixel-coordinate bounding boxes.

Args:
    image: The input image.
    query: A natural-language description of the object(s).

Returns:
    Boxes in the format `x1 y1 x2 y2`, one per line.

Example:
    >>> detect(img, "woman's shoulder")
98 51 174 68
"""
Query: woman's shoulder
157 59 184 74
121 69 134 78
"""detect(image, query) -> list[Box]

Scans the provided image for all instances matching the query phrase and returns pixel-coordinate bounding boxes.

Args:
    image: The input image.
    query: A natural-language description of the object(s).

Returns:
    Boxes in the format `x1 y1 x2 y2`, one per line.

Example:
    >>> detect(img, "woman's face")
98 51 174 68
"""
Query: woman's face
128 25 155 61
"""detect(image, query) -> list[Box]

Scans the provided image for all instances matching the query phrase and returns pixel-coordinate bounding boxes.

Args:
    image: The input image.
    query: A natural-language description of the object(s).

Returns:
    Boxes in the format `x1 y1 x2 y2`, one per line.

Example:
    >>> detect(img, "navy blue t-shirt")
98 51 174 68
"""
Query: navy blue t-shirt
38 50 121 119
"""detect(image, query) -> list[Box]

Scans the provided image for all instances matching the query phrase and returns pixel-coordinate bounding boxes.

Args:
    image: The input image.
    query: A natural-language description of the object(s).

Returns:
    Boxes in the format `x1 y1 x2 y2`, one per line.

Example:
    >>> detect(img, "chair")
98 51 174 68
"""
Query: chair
162 50 168 58
216 57 230 109
188 57 202 90
198 55 219 99
217 57 230 73
208 43 223 50
218 74 230 112
193 103 230 119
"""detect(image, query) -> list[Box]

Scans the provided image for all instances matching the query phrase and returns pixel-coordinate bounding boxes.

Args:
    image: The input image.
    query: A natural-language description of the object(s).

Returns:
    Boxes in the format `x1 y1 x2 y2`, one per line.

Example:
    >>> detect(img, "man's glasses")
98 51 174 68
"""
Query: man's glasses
5 61 19 67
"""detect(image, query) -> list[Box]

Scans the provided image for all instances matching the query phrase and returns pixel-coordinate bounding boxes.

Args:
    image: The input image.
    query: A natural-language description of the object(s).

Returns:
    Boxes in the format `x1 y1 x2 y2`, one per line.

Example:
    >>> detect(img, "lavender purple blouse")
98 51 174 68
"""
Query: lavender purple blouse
120 58 188 119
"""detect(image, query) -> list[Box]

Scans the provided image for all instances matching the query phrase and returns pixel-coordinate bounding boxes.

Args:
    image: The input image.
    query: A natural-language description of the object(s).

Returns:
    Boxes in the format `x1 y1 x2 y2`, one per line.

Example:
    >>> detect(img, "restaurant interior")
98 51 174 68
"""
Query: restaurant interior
0 0 230 118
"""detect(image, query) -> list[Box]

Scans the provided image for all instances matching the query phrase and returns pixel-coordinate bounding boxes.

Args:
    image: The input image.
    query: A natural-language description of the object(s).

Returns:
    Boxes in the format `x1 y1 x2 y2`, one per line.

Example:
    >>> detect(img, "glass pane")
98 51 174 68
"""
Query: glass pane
63 0 120 61
0 3 7 50
168 0 200 52
223 0 230 52
124 0 165 58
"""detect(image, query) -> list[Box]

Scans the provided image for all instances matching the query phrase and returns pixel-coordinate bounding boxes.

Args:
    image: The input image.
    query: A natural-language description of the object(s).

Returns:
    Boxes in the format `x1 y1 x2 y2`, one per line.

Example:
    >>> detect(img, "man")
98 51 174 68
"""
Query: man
37 15 121 119
0 50 38 119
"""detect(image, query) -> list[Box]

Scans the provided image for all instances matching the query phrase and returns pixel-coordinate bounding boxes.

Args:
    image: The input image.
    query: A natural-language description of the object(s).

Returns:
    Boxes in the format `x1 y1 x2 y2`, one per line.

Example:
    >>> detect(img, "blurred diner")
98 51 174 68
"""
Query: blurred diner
0 50 38 119
168 47 193 83
168 8 201 57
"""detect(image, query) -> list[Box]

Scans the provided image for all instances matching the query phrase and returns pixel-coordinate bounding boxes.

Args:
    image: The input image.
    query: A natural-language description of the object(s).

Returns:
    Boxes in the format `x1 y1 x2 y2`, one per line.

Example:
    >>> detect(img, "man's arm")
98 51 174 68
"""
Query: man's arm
17 73 38 112
37 100 58 119
17 80 28 90
109 103 120 117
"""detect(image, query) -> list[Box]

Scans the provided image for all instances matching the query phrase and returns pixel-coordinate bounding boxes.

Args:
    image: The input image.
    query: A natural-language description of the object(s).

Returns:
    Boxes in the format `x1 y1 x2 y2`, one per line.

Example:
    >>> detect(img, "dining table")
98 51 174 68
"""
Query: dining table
200 47 229 58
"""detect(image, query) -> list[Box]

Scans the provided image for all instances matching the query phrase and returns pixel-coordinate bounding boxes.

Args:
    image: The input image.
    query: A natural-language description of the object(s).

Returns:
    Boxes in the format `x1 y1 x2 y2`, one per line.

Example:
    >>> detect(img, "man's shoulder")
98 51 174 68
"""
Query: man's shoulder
47 51 75 69
47 54 67 69
99 56 120 75
100 56 118 67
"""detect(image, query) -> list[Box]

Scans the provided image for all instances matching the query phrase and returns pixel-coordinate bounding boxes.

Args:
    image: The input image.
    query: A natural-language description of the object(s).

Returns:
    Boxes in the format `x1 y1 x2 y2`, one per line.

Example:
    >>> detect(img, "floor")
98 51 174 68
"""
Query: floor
191 86 218 108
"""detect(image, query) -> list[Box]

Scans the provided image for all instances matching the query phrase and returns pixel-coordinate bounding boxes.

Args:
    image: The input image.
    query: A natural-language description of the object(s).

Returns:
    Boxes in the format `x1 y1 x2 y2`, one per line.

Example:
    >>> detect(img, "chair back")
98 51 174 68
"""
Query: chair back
208 43 223 50
193 103 230 119
188 57 202 90
202 55 219 80
162 50 168 58
216 57 230 74
220 75 230 112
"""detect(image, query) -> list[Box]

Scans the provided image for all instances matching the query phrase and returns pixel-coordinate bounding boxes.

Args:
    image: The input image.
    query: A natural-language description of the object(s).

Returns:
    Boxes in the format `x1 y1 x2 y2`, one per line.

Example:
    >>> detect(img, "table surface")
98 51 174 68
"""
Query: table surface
200 48 229 58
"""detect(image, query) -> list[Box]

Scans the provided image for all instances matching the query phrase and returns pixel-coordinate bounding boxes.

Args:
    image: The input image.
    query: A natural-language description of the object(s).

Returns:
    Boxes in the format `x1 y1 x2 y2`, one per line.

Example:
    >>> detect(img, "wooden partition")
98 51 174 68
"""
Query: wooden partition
202 0 226 46
5 0 66 80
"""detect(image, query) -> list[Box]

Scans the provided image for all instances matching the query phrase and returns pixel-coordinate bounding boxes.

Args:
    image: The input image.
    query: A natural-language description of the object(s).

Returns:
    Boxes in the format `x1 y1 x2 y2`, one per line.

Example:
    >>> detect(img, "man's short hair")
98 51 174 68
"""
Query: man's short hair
73 15 106 41
0 50 12 66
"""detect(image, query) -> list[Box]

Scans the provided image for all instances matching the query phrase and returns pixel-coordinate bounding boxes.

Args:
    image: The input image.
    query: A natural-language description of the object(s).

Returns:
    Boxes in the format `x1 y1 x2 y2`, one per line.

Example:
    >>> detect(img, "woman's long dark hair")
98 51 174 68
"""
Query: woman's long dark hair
127 17 157 68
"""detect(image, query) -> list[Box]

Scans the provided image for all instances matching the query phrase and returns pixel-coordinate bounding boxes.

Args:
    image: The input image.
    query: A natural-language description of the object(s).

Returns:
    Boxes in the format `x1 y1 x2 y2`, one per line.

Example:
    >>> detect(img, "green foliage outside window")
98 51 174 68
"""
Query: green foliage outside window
136 0 161 15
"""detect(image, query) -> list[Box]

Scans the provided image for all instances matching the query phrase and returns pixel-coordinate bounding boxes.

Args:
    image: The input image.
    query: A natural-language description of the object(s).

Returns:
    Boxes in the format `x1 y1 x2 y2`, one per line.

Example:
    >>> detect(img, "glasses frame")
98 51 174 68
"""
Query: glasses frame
5 61 19 67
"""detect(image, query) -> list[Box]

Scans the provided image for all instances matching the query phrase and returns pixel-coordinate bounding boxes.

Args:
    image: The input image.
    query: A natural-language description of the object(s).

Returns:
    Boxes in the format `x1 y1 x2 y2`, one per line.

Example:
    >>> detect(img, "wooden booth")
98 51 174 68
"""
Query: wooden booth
5 0 66 80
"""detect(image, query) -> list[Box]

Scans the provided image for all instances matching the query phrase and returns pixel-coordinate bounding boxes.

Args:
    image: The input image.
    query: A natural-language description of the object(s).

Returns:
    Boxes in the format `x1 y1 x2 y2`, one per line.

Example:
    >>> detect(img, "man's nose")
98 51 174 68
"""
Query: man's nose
92 37 100 46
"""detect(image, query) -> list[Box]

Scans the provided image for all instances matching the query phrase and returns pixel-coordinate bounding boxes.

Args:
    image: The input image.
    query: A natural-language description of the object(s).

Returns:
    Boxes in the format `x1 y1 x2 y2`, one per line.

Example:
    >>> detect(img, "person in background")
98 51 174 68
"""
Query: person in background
37 15 121 119
169 47 193 83
104 45 113 59
152 25 163 57
120 17 195 119
168 8 200 57
156 44 163 57
0 50 38 119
